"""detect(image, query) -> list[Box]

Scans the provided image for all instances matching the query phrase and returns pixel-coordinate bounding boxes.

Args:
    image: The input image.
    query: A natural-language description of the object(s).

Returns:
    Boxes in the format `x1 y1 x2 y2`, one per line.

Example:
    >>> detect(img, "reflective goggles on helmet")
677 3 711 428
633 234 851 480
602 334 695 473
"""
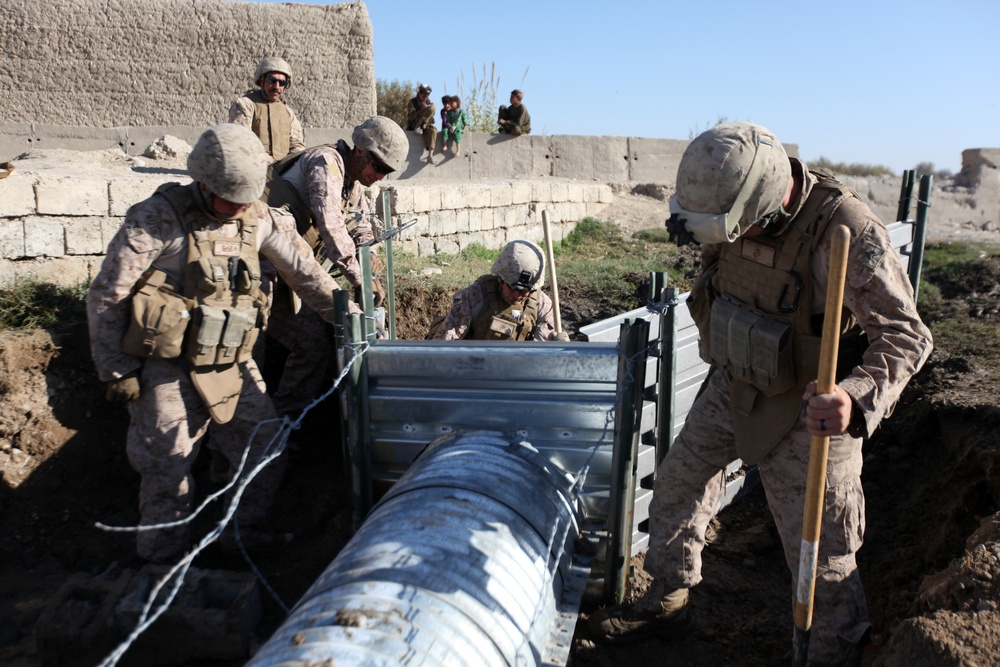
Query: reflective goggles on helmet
666 136 777 246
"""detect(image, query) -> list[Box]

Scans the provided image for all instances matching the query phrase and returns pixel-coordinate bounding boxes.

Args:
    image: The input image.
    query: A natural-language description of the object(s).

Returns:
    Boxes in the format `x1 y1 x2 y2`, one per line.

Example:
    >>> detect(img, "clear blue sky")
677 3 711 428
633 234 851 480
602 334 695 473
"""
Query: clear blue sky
258 0 999 175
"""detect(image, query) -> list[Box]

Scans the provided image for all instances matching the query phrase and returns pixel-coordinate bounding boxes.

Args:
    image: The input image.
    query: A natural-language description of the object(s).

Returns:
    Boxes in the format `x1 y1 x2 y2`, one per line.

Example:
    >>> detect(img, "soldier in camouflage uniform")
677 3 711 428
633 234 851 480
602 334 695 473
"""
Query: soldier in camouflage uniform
406 84 437 163
588 123 933 666
228 57 305 162
259 116 408 414
87 124 354 563
430 239 569 341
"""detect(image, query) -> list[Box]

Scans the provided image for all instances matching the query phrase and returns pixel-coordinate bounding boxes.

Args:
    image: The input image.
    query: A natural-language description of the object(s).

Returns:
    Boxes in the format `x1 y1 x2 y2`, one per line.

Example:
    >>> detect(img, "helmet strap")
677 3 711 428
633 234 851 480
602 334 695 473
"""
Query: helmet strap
726 136 773 233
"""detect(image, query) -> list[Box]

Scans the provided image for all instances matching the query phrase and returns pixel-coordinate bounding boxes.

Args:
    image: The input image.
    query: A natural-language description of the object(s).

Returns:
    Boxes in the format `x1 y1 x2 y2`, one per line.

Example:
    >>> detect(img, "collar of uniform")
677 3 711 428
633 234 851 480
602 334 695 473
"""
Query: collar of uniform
189 182 252 231
783 158 814 221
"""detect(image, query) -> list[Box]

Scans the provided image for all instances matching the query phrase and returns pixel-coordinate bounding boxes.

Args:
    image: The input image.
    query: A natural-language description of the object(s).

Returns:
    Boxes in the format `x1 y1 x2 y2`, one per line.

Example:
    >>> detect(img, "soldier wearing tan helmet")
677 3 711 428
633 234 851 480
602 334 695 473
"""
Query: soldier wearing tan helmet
86 124 354 562
256 116 408 415
429 239 569 341
406 83 437 163
228 56 305 162
588 123 933 664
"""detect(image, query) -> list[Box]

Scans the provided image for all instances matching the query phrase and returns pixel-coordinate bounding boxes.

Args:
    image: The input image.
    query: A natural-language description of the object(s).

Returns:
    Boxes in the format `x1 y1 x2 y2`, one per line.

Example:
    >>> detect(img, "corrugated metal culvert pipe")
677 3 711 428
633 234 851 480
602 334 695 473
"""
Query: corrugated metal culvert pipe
247 431 585 667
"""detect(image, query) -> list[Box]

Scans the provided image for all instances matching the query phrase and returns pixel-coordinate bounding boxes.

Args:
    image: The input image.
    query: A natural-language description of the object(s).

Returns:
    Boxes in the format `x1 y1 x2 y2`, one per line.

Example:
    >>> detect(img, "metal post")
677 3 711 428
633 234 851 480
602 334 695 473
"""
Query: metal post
910 174 933 301
896 169 915 222
335 290 373 532
358 246 376 344
606 318 650 603
655 287 679 468
381 189 397 340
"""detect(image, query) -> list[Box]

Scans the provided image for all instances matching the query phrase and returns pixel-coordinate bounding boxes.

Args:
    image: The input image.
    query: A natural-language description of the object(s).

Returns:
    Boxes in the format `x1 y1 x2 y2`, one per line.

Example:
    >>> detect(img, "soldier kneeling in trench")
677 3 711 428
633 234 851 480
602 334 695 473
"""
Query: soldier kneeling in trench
428 239 570 341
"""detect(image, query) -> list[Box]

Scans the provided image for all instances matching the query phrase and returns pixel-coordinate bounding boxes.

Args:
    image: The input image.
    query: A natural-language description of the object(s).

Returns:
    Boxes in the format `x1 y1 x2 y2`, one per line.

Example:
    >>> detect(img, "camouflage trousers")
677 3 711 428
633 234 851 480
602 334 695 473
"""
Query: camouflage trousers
263 279 334 415
644 368 869 664
126 357 286 562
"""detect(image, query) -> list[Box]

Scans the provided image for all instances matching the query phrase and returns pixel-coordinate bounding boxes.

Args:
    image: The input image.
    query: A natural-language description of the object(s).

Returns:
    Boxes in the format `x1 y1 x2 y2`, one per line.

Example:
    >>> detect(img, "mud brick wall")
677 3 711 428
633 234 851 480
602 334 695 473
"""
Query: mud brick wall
0 0 374 129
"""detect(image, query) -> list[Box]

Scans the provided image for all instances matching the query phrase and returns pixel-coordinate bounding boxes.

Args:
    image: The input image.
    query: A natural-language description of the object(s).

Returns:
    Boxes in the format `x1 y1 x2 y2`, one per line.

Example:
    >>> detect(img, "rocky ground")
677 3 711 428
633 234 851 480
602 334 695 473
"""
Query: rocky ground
1 187 1000 666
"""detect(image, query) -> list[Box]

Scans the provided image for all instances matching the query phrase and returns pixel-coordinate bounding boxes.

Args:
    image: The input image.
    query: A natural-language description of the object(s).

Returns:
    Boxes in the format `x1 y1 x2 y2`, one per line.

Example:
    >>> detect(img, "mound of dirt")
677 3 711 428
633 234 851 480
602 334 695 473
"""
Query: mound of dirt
2 195 1000 666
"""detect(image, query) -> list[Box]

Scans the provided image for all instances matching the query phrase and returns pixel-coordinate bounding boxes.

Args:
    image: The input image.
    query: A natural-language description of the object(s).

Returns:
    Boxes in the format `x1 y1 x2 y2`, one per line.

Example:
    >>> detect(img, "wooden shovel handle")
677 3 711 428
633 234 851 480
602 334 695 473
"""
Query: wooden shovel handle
541 210 562 333
793 225 851 665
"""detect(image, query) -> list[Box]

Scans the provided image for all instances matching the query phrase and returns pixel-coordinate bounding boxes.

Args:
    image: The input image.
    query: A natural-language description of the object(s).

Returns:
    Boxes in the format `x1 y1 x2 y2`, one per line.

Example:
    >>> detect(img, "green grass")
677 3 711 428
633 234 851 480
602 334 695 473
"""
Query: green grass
917 241 1000 362
0 281 90 331
929 318 1000 365
391 215 690 315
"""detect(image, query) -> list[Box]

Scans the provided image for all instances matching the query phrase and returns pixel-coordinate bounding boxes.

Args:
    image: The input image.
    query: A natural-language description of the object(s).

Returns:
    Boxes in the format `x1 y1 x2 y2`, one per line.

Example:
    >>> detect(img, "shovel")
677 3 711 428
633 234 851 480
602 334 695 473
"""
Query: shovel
792 224 851 666
541 210 563 334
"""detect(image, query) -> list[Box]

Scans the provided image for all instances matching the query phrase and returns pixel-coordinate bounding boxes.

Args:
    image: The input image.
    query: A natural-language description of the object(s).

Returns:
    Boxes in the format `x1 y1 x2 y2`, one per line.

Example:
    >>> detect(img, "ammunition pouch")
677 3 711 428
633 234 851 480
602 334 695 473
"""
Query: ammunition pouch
122 272 194 359
487 314 519 340
185 305 260 367
710 298 796 398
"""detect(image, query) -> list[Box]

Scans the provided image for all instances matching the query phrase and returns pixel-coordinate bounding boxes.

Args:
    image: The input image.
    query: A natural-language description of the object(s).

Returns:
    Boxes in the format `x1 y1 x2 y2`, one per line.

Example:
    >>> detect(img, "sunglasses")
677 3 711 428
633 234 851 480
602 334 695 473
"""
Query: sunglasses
503 281 531 295
371 158 393 176
265 76 288 88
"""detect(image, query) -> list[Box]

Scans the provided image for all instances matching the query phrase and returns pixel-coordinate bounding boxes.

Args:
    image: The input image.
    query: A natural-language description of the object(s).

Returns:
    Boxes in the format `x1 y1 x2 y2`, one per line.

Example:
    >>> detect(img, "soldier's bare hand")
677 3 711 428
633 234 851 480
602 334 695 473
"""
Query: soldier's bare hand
802 381 852 436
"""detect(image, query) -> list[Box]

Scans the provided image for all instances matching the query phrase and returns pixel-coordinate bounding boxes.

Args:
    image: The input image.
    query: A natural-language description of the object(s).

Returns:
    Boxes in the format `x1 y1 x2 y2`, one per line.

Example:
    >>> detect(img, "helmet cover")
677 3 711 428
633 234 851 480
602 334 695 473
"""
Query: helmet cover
672 122 791 243
352 116 409 171
187 124 269 204
254 57 292 88
492 240 545 290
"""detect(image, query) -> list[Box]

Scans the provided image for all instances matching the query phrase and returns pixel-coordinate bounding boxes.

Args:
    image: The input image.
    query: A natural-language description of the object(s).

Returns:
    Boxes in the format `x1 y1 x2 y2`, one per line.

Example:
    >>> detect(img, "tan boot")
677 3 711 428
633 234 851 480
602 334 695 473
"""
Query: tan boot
587 582 692 644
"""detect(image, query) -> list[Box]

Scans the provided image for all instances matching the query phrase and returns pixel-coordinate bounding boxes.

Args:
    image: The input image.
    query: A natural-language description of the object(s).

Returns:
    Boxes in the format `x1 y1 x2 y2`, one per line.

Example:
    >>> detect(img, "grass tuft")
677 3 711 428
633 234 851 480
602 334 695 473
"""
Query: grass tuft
0 281 90 331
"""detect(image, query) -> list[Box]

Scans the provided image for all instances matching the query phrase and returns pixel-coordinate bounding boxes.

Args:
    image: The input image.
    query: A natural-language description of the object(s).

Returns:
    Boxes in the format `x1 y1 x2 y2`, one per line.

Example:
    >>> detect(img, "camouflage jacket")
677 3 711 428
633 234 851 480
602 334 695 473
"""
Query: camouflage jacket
87 183 342 382
278 141 372 288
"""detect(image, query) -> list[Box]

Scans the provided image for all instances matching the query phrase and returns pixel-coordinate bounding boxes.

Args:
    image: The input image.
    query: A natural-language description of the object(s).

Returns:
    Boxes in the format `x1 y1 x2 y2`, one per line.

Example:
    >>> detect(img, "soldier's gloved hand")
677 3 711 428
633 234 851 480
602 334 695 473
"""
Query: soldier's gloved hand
552 330 571 342
106 370 141 403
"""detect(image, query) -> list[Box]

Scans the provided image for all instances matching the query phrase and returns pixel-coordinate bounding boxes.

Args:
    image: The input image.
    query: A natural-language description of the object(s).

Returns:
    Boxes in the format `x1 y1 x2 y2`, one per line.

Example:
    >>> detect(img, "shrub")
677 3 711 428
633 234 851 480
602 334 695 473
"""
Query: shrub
810 156 894 177
376 79 413 129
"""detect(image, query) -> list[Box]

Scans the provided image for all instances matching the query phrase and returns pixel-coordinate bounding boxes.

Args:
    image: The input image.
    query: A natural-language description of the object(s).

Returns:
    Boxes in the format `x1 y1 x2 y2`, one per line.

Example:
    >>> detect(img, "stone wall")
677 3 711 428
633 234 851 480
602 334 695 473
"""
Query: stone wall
0 0 373 129
0 150 611 288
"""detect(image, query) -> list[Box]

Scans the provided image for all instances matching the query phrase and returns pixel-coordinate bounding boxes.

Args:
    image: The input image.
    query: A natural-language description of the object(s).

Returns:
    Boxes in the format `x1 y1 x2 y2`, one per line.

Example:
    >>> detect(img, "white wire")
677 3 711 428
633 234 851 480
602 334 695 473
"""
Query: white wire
94 339 370 667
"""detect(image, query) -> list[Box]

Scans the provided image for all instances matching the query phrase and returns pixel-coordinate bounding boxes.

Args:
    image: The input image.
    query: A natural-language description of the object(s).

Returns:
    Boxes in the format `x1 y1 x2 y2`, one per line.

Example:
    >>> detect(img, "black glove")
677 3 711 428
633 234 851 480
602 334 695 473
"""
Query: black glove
106 370 141 403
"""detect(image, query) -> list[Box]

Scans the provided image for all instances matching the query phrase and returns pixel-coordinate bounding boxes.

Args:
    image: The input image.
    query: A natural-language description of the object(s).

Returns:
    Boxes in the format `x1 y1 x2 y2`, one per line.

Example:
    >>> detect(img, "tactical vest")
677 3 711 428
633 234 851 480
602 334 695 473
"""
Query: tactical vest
706 171 869 463
469 275 541 341
263 145 362 258
121 183 265 423
247 89 292 160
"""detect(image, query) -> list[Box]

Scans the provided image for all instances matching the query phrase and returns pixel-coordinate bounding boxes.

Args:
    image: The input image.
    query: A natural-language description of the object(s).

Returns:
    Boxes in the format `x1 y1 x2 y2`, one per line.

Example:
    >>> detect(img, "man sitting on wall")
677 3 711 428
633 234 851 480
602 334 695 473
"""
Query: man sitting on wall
228 57 305 162
428 240 568 341
406 84 437 164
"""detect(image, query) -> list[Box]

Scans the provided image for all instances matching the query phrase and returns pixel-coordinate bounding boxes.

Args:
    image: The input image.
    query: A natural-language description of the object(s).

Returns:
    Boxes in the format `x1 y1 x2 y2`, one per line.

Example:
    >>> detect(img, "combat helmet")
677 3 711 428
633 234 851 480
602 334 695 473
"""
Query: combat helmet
187 124 269 204
352 116 408 172
492 240 545 291
669 122 792 244
254 57 293 88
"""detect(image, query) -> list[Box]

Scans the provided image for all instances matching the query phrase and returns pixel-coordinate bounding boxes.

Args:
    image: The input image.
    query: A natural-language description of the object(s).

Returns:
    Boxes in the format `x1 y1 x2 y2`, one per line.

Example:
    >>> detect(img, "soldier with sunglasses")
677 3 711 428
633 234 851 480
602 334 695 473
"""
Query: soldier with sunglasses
228 57 305 162
257 116 408 415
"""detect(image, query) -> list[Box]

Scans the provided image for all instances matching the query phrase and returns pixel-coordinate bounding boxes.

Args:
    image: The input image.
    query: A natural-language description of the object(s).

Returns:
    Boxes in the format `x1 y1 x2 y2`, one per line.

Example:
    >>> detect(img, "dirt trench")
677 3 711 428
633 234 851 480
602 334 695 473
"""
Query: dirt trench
2 274 1000 666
